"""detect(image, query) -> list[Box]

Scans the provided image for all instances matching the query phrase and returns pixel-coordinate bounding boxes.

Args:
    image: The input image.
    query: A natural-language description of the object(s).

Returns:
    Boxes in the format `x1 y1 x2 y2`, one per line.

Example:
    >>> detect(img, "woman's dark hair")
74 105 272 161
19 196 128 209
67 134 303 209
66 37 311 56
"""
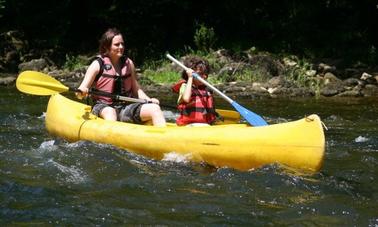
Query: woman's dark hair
99 28 122 55
181 56 210 80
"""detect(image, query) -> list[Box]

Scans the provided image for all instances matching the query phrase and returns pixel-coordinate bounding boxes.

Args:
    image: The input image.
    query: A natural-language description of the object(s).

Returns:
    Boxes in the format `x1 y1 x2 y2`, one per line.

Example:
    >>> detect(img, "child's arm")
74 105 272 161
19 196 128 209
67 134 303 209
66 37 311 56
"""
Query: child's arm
180 69 194 103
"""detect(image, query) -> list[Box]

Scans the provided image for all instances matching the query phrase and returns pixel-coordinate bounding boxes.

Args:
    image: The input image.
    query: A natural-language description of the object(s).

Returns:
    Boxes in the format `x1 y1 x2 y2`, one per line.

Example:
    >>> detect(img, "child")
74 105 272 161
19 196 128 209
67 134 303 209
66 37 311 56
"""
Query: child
171 56 218 126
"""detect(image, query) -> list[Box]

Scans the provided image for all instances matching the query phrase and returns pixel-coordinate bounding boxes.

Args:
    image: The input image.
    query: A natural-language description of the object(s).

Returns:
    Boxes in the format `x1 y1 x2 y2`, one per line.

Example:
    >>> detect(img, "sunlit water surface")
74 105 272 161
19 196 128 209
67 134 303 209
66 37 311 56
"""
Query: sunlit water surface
1 86 377 225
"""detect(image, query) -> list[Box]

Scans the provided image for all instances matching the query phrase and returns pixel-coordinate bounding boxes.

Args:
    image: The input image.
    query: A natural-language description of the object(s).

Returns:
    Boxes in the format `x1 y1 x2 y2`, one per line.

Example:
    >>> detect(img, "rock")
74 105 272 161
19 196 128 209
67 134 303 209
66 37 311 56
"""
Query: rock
343 78 361 87
3 50 19 71
0 76 16 85
336 90 362 97
250 84 268 93
223 86 246 93
267 87 278 94
291 87 315 97
247 53 284 79
318 63 336 74
0 30 29 72
321 88 339 97
360 72 377 85
305 69 317 77
214 49 232 60
282 57 297 67
267 76 286 87
323 72 341 84
18 58 49 72
361 84 378 96
320 80 345 97
360 72 372 80
48 69 66 78
5 50 19 63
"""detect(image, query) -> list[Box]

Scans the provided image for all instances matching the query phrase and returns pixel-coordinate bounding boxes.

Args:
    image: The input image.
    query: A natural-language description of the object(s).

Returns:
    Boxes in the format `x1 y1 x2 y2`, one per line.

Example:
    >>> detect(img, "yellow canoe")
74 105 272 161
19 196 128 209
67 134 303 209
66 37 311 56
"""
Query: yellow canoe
45 94 325 172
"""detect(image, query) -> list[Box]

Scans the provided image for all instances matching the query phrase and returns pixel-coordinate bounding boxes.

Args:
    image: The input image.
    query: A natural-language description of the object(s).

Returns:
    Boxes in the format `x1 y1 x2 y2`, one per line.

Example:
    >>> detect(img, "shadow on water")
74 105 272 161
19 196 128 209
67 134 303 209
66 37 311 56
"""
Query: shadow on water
1 86 378 225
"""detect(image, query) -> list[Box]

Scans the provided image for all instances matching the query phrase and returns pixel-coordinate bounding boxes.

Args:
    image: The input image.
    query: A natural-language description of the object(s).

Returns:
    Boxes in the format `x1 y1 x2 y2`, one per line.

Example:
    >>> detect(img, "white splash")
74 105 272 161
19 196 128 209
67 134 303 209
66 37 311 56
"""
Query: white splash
47 159 88 184
162 152 192 164
38 112 46 119
39 140 58 151
355 136 369 143
65 141 87 148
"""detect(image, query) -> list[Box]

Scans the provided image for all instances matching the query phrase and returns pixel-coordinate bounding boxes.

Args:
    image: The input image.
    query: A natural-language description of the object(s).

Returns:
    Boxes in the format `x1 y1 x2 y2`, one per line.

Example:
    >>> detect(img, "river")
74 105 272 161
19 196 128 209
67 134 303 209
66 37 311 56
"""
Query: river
1 85 377 225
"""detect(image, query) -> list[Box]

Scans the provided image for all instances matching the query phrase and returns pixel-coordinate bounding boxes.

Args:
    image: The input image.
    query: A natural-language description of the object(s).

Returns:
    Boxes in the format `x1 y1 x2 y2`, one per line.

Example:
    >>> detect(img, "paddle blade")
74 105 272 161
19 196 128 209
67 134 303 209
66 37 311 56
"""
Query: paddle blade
231 101 268 126
16 71 69 96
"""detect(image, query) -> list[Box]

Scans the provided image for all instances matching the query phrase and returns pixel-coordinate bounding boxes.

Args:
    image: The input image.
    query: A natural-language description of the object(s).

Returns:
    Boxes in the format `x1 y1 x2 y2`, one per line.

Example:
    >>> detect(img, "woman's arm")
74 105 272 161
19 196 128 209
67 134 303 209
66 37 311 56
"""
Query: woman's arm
77 60 101 97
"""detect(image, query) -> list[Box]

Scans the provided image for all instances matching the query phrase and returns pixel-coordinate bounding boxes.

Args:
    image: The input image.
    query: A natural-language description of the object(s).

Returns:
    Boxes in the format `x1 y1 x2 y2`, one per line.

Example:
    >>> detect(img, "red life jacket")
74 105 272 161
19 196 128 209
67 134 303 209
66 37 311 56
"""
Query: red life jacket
172 80 217 126
92 55 133 104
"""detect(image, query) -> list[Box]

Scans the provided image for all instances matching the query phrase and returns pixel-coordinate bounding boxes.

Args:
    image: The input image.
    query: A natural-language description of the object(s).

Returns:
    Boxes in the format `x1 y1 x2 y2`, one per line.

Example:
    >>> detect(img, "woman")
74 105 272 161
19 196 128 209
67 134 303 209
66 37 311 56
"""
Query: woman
77 28 166 126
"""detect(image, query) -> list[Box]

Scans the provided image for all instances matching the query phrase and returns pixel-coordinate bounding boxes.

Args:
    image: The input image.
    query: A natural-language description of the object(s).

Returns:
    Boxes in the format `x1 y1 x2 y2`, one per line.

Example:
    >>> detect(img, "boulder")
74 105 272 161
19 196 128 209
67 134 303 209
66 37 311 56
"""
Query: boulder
247 53 284 79
320 80 345 97
361 84 378 97
343 78 361 87
0 76 16 85
18 58 49 72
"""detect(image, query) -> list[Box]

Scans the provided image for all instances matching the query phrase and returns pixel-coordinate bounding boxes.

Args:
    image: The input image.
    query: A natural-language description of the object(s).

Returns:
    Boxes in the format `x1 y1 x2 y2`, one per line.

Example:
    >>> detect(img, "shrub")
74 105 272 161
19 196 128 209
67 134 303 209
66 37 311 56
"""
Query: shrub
63 54 86 71
283 56 321 95
194 24 217 52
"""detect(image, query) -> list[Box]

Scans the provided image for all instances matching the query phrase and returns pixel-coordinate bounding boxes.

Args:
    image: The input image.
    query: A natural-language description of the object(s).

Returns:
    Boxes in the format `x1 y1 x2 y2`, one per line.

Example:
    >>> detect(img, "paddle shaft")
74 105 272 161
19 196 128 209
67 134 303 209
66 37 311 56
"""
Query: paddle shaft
73 87 149 104
73 87 176 108
16 70 176 108
166 54 233 104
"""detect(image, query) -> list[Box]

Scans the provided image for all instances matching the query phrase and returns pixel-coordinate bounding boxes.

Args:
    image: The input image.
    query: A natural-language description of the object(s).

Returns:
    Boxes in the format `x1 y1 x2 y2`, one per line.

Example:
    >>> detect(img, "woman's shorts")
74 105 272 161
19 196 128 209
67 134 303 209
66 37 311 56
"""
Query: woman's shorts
92 102 143 124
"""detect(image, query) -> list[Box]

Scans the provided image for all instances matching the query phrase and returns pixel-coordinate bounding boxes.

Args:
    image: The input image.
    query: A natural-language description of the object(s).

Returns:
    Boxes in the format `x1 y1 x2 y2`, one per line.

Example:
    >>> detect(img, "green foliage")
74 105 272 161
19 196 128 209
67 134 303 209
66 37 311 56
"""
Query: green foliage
0 0 5 18
215 65 270 84
140 50 324 98
236 67 269 83
194 24 217 52
142 59 180 84
143 70 179 84
206 57 223 73
283 56 321 95
368 45 378 65
63 55 86 71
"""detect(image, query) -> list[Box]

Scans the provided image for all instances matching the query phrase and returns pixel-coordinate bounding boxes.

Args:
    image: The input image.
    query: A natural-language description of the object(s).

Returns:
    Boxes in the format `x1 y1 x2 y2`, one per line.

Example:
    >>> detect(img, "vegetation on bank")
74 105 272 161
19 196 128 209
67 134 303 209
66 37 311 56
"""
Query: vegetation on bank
1 1 378 67
62 24 323 94
141 51 321 92
3 7 374 97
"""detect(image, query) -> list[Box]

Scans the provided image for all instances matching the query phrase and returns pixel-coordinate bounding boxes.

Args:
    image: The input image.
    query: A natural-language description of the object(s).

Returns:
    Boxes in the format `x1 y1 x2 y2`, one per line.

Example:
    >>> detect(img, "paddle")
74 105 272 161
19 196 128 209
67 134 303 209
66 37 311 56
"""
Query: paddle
16 70 173 106
166 54 268 126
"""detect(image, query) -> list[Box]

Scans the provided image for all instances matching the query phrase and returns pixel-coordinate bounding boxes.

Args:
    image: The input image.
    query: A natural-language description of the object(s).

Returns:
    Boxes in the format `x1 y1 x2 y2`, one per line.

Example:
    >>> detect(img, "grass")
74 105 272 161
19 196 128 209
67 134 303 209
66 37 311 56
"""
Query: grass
143 69 180 84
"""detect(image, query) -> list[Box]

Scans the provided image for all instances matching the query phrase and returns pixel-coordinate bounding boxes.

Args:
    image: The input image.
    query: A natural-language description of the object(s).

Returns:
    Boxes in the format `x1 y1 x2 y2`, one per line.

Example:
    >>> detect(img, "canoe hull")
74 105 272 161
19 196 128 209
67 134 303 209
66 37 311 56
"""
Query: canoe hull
46 94 325 172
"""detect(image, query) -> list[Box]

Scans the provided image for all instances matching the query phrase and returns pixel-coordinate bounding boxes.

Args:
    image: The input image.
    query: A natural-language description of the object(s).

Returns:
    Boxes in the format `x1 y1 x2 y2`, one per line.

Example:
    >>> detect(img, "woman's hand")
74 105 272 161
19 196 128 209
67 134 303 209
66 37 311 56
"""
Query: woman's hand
76 87 89 100
146 97 160 104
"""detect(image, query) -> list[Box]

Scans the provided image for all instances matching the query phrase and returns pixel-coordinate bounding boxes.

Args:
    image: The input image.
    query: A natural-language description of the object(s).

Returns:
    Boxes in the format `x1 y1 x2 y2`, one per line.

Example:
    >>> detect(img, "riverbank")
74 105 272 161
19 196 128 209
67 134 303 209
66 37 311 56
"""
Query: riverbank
1 49 378 98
